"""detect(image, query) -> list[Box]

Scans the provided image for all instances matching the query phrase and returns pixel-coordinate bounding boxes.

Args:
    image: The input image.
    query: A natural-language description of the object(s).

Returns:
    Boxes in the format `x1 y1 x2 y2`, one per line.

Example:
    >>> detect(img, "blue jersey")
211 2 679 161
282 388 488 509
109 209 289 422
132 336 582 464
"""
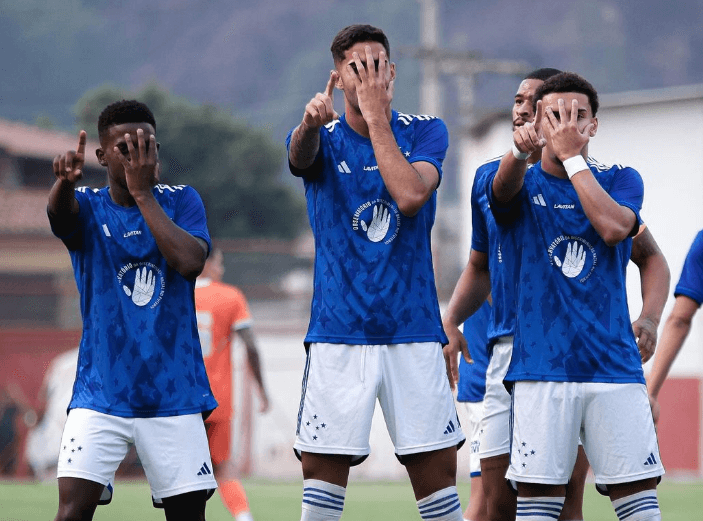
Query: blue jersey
675 230 703 306
457 300 491 402
471 158 520 342
286 111 448 345
50 184 217 418
489 159 645 384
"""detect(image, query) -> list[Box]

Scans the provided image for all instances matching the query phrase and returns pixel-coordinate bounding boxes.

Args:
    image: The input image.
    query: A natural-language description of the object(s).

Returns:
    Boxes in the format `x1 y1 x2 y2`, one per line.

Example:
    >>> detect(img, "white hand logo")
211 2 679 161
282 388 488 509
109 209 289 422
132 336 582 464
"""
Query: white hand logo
360 204 390 242
553 241 586 278
123 267 156 306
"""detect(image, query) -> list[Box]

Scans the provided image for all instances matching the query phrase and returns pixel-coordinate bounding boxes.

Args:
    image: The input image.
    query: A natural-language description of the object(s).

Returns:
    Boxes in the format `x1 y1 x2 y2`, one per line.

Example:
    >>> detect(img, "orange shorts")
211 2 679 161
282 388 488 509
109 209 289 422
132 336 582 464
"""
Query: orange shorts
204 417 232 466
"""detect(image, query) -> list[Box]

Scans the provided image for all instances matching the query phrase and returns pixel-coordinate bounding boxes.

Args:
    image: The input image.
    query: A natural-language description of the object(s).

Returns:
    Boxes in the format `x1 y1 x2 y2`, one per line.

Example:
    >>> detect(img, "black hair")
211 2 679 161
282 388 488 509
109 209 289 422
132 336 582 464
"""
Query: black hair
330 24 390 63
533 72 600 116
524 68 562 82
97 100 156 140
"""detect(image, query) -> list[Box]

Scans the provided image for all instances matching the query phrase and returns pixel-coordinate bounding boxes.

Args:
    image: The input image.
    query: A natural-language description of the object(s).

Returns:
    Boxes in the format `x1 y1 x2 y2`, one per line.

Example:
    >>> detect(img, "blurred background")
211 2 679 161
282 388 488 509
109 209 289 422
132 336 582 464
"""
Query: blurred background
1 0 702 484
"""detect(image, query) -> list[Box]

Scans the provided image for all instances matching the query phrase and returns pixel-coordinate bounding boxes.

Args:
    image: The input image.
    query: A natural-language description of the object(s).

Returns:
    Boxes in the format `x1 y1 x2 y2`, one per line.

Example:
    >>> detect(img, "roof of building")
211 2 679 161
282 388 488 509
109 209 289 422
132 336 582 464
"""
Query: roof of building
0 118 101 166
0 189 52 235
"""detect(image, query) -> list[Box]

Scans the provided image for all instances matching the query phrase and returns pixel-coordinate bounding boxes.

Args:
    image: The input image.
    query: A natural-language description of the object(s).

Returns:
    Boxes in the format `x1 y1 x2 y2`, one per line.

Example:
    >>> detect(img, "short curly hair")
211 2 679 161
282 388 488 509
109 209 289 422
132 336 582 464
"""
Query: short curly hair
97 100 156 140
533 72 599 116
330 24 390 64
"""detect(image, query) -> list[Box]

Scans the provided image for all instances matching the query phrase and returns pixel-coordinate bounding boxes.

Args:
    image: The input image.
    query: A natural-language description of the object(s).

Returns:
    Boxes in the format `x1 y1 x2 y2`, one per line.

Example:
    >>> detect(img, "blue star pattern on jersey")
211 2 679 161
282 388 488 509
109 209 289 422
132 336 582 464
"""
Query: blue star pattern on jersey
674 229 703 305
470 158 521 342
286 111 448 345
488 159 645 383
50 184 217 417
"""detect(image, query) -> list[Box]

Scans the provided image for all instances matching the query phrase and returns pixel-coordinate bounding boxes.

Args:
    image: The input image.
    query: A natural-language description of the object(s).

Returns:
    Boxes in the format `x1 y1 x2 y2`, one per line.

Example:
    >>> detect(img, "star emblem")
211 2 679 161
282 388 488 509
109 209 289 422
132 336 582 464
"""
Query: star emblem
70 438 75 443
313 415 318 419
68 458 72 464
521 442 526 447
78 447 83 451
306 421 310 426
321 423 326 428
312 435 317 441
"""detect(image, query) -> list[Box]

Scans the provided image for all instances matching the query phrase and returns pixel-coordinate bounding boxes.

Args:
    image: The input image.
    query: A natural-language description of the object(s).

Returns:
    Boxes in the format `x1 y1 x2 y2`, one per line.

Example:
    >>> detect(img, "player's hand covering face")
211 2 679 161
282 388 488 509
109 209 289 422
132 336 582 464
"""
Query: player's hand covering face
116 128 159 195
347 45 394 121
541 95 596 162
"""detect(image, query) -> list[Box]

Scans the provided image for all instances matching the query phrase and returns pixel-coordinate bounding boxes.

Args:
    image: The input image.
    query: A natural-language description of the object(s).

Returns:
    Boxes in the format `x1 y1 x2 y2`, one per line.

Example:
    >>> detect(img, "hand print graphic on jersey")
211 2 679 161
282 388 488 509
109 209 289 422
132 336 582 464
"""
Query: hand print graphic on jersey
117 262 165 308
548 235 597 283
353 199 400 244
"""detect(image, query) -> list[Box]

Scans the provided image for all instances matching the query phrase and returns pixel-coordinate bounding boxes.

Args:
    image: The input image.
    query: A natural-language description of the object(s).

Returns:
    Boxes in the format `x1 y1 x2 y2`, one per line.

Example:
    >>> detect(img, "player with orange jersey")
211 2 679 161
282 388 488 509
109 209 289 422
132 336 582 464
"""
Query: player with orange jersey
195 248 270 521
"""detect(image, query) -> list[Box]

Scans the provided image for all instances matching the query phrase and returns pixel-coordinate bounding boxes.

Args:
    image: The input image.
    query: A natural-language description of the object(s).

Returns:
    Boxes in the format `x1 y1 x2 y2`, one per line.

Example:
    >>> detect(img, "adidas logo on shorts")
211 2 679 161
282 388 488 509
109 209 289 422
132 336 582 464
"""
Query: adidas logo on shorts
643 453 658 466
197 462 212 476
444 420 457 435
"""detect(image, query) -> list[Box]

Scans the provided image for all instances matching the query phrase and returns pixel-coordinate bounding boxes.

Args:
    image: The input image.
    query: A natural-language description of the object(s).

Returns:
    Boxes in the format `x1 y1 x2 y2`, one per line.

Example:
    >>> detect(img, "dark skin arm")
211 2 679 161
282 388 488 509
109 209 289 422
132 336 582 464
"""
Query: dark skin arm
629 227 670 363
119 129 207 279
48 131 85 235
236 327 270 413
441 250 491 389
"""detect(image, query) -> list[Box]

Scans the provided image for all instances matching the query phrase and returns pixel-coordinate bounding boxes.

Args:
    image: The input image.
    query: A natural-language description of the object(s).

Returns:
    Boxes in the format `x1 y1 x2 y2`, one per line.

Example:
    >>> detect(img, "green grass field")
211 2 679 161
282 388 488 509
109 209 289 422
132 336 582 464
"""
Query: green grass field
1 479 701 520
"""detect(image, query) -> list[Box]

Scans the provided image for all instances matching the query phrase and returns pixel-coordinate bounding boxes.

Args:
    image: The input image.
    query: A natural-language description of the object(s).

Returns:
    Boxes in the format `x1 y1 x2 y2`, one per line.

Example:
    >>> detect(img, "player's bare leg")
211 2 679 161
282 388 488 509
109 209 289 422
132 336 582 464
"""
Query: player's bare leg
560 445 588 520
480 454 515 521
162 490 208 521
54 477 104 521
300 452 351 520
463 474 489 521
405 446 463 520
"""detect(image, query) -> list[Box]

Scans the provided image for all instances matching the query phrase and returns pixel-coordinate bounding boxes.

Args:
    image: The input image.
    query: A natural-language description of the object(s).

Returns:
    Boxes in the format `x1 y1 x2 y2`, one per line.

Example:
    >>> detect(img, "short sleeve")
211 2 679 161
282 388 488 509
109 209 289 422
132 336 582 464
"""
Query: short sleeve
609 167 644 231
674 230 703 306
408 118 449 185
174 186 212 254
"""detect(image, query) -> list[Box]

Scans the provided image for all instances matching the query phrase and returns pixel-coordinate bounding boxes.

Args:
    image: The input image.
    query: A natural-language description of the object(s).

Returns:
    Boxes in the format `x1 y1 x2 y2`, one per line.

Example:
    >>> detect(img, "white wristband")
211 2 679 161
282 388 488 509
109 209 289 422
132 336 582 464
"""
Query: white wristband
563 155 589 179
512 143 529 161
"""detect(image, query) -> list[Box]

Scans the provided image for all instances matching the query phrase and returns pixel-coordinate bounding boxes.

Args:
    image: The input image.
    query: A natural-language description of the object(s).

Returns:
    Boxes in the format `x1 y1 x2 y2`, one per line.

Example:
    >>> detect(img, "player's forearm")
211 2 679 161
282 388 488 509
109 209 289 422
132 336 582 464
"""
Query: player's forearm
132 192 207 279
47 178 79 220
571 174 636 246
367 117 436 217
635 251 670 328
443 254 491 327
647 316 691 398
492 151 527 204
289 122 321 171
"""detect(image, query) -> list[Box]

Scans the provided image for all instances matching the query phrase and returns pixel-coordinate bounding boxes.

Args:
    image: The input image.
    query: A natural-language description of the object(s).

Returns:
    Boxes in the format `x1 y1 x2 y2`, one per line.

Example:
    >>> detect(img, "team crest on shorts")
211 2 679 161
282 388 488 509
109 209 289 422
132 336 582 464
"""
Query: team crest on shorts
547 235 597 283
117 262 166 308
352 199 401 244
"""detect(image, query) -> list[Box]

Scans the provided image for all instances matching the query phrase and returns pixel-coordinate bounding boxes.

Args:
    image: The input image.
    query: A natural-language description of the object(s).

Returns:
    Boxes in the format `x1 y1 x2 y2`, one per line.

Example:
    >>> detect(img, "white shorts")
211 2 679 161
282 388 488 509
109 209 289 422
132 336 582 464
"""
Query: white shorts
462 401 484 477
506 381 665 487
478 336 513 459
294 343 465 463
57 408 217 502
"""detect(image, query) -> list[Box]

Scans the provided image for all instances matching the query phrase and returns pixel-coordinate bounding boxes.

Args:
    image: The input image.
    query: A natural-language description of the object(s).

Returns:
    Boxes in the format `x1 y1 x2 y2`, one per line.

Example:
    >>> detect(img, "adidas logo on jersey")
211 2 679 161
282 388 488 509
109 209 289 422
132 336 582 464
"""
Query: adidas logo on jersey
532 194 547 206
197 462 212 476
337 161 351 174
643 452 658 466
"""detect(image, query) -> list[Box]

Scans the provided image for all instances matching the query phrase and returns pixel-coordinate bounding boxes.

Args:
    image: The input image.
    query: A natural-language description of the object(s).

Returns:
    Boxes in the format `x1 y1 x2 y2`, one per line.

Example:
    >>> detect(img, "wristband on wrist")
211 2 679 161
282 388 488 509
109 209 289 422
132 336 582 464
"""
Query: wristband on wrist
563 155 589 179
511 143 530 161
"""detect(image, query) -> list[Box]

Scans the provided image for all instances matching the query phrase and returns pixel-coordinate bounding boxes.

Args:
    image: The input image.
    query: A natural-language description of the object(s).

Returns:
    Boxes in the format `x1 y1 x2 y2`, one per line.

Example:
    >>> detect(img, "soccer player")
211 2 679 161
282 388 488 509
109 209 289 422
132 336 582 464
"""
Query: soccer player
647 230 703 423
444 69 669 521
286 24 465 521
48 100 217 521
492 71 664 520
195 247 270 521
455 300 491 521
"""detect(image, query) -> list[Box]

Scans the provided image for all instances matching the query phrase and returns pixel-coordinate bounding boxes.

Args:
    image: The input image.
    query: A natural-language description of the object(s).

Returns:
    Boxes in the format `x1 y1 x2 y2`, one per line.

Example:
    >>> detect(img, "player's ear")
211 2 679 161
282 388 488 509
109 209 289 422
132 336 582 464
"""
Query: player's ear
96 148 107 166
589 118 598 137
389 62 397 81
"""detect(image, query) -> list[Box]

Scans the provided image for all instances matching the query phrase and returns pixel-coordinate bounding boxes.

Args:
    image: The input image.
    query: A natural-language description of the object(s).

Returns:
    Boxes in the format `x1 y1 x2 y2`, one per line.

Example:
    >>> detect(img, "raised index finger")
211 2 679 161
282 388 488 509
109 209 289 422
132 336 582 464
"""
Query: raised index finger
324 71 336 97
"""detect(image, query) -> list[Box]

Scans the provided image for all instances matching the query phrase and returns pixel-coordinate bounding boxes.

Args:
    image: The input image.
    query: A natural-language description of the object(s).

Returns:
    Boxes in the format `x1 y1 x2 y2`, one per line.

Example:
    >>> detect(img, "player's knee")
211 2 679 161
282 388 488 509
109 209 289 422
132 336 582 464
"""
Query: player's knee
54 502 97 521
162 491 207 521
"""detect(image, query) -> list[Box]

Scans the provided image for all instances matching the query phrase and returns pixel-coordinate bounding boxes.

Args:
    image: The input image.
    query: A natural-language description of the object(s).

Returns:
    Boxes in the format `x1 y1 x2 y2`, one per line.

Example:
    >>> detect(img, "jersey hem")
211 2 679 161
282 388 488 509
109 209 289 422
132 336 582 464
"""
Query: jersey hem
504 375 646 384
303 335 448 345
68 403 218 419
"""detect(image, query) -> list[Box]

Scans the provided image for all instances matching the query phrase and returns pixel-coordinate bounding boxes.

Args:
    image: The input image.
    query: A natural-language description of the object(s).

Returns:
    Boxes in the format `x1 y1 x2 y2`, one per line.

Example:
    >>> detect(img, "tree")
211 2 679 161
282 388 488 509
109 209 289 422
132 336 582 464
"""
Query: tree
74 83 306 239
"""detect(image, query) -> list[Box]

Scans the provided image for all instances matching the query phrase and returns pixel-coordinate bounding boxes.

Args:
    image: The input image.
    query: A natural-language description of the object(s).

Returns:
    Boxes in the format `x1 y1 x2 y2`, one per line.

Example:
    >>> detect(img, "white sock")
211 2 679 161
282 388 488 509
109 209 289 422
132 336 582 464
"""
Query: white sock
300 479 345 521
235 512 254 521
416 486 462 521
612 490 661 520
516 496 565 520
